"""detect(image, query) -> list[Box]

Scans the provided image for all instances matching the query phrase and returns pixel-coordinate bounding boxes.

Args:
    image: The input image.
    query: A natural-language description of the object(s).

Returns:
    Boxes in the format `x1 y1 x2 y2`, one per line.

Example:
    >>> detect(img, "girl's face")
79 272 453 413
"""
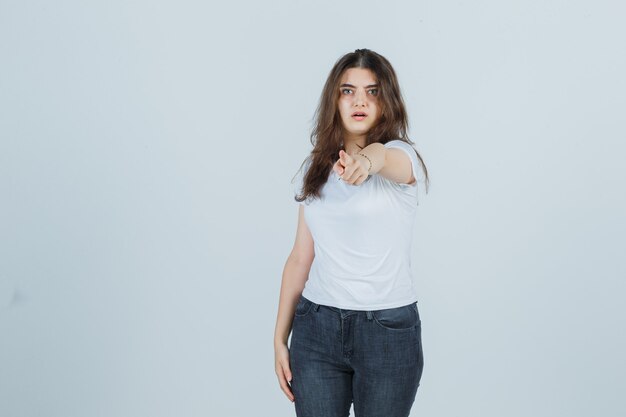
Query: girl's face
337 67 380 142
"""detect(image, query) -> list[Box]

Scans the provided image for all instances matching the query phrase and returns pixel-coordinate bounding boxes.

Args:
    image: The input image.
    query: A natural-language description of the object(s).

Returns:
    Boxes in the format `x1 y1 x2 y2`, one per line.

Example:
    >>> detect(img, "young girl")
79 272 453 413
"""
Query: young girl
274 48 430 417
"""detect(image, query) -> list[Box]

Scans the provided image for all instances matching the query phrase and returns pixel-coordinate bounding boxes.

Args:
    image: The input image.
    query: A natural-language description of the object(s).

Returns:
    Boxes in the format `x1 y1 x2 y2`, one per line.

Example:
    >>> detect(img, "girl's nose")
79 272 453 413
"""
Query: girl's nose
354 90 366 106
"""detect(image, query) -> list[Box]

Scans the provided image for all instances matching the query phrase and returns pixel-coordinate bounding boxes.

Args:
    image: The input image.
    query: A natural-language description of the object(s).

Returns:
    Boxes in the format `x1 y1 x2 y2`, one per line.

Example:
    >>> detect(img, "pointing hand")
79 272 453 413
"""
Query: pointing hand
333 149 369 186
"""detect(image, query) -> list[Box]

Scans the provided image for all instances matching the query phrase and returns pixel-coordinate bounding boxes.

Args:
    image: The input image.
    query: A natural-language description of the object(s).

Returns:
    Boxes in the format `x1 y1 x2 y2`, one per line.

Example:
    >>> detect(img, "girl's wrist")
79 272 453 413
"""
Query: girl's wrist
356 153 372 173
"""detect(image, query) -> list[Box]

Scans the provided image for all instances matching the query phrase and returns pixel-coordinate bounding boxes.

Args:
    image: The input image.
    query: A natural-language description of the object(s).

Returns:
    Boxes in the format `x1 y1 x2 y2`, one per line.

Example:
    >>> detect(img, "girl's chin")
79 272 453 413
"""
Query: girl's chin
344 123 371 133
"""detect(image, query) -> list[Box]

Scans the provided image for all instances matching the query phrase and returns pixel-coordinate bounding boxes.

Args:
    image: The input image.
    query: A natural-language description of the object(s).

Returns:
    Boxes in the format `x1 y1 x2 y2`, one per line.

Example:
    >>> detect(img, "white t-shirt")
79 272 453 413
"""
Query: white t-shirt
293 139 426 310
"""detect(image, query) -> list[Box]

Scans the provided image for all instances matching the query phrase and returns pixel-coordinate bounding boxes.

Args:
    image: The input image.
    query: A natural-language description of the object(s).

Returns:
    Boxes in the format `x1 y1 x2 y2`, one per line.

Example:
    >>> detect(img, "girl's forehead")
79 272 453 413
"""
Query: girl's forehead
340 68 378 84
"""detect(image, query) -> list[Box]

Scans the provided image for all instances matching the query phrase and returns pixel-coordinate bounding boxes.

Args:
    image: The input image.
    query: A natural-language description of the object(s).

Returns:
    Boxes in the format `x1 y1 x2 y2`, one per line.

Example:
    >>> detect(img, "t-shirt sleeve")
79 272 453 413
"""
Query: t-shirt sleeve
383 140 426 186
382 140 426 206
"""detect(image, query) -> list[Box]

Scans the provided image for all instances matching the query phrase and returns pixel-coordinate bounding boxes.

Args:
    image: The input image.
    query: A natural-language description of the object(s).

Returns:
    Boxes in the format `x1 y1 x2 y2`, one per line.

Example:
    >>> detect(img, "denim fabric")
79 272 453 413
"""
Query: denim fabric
289 295 424 417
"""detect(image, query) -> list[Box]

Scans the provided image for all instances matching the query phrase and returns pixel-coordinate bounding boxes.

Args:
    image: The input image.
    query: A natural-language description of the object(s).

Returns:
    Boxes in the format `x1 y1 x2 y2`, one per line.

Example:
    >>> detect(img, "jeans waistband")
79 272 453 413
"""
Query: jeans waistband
300 295 416 320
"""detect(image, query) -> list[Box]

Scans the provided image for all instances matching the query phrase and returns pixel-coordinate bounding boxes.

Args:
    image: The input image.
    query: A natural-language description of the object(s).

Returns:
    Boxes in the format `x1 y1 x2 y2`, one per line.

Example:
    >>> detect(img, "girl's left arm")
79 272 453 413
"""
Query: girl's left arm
355 142 416 185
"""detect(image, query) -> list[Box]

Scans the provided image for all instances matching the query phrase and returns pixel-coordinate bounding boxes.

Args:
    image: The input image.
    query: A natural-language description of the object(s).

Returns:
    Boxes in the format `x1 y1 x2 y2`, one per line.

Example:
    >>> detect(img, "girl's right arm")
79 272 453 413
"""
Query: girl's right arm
274 205 314 401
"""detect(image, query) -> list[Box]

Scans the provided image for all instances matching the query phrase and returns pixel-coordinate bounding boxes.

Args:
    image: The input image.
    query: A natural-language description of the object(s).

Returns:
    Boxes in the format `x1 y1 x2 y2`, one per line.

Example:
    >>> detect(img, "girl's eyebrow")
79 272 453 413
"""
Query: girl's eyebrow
340 83 379 88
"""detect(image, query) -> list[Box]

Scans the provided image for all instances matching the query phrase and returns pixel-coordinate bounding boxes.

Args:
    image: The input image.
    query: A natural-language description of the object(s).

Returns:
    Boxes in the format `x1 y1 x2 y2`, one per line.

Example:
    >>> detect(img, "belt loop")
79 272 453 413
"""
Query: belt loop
366 310 373 320
313 303 320 312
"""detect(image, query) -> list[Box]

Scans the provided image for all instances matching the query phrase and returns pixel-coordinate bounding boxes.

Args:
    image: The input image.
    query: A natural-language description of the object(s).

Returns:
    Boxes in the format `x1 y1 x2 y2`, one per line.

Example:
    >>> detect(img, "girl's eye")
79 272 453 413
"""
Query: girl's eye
341 88 353 94
368 89 379 96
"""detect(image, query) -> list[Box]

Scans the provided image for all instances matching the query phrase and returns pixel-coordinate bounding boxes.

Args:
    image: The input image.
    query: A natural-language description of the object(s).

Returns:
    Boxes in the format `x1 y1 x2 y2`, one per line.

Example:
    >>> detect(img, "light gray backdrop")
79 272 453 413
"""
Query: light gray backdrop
1 0 624 416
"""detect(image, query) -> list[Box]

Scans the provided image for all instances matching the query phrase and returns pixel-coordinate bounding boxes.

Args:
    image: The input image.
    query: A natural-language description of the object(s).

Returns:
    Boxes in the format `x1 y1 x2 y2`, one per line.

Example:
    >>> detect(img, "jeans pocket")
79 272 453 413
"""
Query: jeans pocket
294 295 313 317
372 304 420 331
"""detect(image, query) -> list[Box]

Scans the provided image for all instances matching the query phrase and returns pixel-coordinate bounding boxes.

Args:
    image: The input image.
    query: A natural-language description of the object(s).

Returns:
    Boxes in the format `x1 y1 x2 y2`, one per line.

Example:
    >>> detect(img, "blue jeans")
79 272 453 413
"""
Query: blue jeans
289 295 424 417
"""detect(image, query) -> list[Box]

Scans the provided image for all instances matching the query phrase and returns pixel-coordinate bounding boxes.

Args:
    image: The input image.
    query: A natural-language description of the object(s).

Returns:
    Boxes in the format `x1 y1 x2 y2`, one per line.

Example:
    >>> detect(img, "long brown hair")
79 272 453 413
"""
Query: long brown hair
294 48 429 203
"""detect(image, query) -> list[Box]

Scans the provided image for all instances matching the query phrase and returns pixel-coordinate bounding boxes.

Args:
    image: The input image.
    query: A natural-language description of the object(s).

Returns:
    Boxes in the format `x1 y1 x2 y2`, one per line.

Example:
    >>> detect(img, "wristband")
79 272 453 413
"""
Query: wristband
357 153 372 173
